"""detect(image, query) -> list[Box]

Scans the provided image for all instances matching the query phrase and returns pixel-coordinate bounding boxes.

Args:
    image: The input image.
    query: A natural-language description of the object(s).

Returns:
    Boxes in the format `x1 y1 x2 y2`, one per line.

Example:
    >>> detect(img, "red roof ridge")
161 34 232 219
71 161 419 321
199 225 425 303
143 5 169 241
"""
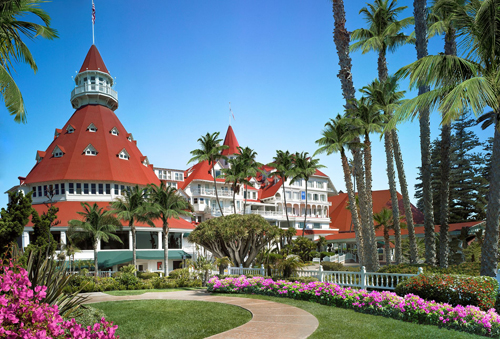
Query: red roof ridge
79 45 109 74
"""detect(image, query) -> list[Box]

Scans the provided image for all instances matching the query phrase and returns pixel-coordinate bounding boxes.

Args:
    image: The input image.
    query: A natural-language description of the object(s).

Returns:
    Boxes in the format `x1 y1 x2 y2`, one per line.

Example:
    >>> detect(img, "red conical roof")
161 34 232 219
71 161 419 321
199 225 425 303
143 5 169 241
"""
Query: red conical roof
79 45 109 74
221 125 240 156
24 105 160 186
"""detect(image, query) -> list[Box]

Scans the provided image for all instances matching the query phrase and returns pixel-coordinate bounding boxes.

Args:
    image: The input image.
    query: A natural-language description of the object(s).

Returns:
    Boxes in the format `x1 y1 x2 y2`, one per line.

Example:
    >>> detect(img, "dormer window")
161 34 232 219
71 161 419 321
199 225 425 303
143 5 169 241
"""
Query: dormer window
52 145 65 158
127 133 133 142
141 156 149 167
118 149 130 160
83 144 98 156
87 123 97 133
54 129 62 138
110 127 119 136
36 151 45 163
66 125 75 134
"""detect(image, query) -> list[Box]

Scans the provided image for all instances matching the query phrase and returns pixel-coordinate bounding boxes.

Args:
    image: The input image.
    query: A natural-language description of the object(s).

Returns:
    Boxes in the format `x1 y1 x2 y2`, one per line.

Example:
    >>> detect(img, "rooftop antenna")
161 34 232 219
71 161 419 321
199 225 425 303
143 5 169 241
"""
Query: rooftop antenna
92 0 96 45
229 102 235 126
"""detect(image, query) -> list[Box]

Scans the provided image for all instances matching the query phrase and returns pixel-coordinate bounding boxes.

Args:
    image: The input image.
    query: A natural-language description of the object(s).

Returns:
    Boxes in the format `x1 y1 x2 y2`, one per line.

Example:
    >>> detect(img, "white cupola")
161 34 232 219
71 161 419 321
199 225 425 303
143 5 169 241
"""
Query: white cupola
70 45 118 111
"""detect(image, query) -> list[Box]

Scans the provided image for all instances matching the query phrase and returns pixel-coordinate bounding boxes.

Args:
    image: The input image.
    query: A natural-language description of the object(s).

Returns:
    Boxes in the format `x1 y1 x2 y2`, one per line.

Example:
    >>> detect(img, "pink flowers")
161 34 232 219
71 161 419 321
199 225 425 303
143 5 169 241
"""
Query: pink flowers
0 261 118 338
208 276 500 337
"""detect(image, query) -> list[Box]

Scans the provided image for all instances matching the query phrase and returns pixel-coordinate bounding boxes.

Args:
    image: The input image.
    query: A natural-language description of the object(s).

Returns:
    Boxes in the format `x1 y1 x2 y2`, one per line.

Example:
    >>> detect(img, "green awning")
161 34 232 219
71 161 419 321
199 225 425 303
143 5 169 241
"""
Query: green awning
97 250 192 269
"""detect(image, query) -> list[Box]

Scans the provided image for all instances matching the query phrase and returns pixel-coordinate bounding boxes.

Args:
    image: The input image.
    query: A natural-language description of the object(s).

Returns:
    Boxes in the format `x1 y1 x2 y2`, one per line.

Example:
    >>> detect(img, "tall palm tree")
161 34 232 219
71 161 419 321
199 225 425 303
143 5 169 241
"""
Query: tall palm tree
269 150 294 228
395 0 500 276
291 152 325 237
427 0 464 268
68 203 122 281
238 146 262 215
315 114 367 267
351 0 417 264
373 207 406 265
414 0 436 265
348 96 384 269
188 132 229 216
149 183 193 277
109 185 155 276
0 0 57 123
361 77 418 264
60 236 80 274
221 158 244 214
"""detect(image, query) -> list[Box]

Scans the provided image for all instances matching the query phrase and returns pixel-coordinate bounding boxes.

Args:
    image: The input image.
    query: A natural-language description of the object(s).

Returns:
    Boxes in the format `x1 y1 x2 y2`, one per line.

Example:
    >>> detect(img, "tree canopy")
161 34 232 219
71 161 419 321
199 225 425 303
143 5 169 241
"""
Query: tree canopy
0 191 32 253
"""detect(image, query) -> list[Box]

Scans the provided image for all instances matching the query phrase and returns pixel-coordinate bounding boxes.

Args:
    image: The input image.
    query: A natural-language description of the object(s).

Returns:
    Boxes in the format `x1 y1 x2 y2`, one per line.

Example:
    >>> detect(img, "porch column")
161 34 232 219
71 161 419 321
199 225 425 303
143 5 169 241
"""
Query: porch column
157 230 162 250
60 231 67 245
22 232 29 249
129 231 133 250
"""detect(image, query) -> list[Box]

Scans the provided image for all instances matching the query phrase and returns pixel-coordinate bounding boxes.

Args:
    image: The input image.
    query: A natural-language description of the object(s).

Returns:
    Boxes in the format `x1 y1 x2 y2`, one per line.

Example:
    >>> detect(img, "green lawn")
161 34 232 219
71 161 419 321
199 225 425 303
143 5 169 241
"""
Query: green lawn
104 287 204 296
211 294 481 339
92 299 251 339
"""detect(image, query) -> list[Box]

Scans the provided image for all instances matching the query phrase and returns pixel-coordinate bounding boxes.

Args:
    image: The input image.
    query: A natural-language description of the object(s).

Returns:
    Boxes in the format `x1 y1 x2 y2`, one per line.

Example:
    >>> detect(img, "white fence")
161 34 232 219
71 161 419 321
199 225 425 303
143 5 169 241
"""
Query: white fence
226 265 422 291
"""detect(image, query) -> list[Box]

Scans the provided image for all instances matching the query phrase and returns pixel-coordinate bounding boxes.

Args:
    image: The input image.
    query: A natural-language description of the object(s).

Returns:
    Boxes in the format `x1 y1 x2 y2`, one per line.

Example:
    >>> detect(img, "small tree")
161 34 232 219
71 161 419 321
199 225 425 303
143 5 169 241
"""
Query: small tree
188 214 280 267
0 191 33 254
29 206 58 257
278 254 304 278
268 150 294 227
373 207 406 265
290 237 316 262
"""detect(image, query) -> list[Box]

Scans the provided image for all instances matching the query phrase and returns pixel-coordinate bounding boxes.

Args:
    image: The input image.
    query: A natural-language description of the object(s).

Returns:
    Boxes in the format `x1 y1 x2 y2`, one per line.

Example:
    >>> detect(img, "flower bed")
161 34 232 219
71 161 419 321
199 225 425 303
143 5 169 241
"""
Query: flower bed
208 276 500 337
0 262 118 338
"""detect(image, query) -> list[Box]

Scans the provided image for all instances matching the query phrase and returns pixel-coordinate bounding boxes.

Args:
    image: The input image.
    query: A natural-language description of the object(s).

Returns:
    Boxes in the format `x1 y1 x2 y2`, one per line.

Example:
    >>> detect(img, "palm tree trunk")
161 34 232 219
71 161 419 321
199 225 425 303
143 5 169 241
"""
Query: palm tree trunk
232 185 237 214
480 125 500 277
363 136 379 271
414 0 436 265
378 49 388 81
244 185 248 215
93 244 98 282
384 228 391 265
282 179 291 227
341 152 364 266
353 150 369 267
391 130 418 264
163 222 169 277
384 131 403 264
302 183 308 237
212 161 224 217
439 123 451 268
131 221 137 276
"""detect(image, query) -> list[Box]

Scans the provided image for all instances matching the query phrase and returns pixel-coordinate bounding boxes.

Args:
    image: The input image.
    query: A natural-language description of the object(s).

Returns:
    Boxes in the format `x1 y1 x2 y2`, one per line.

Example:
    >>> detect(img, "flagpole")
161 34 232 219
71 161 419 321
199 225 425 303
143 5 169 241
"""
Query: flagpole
92 0 95 45
229 102 231 126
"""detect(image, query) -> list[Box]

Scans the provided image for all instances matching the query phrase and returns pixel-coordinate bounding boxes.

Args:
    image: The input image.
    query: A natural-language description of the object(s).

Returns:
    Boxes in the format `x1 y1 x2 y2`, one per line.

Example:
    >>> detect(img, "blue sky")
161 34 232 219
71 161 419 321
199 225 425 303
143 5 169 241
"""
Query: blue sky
0 0 491 208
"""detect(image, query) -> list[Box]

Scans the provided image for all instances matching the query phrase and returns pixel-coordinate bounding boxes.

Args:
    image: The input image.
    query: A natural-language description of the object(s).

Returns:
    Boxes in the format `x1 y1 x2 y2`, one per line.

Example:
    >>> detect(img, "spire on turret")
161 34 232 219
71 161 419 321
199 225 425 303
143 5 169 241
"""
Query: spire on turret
221 125 240 156
70 45 118 111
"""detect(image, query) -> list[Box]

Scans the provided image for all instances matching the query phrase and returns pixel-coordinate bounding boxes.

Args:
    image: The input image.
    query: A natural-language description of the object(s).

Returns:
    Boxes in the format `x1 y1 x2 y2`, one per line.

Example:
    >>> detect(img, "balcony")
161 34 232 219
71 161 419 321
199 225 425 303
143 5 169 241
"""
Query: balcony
191 188 233 198
70 83 118 110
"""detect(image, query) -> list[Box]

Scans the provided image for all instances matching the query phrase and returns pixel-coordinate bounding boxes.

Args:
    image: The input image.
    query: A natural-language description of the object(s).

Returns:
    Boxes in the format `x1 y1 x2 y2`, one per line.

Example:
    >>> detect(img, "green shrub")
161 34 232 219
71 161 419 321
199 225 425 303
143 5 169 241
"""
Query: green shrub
151 277 179 289
395 274 498 311
138 271 159 280
319 252 335 260
118 272 139 288
321 262 349 271
168 268 190 280
379 262 481 276
120 264 136 275
310 251 319 259
289 276 318 283
70 306 106 328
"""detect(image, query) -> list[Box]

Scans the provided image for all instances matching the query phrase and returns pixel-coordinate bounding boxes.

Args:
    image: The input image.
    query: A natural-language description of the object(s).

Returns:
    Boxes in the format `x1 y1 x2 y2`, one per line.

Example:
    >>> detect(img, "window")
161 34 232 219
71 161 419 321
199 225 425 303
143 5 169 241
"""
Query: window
314 223 321 229
253 192 257 199
194 198 198 204
32 187 36 198
167 233 182 249
83 183 89 194
286 191 291 200
179 173 183 180
69 183 74 194
175 173 179 180
199 198 204 204
101 231 129 250
98 183 103 194
307 181 314 188
293 192 299 200
91 183 96 194
317 181 324 189
120 185 125 196
106 184 111 194
321 194 325 202
54 184 59 195
215 170 221 178
137 231 159 249
307 193 312 200
43 185 47 197
114 184 119 195
54 151 63 157
38 186 42 197
66 125 75 134
110 127 119 136
87 123 97 132
84 144 98 156
76 183 82 194
61 183 65 194
313 194 318 201
118 149 129 160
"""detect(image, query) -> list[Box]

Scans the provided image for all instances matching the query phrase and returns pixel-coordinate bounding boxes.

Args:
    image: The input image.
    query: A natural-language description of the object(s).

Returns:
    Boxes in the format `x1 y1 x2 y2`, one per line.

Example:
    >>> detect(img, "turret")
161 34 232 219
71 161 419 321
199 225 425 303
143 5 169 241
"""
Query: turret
70 45 118 111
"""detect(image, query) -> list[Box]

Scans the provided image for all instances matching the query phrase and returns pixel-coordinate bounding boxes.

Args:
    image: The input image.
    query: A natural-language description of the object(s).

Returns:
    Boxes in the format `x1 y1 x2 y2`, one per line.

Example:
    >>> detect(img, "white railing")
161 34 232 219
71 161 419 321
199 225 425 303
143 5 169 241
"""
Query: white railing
249 210 329 219
322 254 345 263
225 265 422 291
191 188 233 197
71 84 118 101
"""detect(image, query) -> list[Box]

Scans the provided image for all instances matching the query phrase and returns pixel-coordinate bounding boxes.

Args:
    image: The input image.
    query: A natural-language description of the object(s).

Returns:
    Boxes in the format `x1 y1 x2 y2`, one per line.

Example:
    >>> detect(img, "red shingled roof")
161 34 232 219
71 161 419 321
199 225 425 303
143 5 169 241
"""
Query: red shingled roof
221 125 240 156
260 179 283 200
79 45 109 74
28 202 194 229
24 104 160 186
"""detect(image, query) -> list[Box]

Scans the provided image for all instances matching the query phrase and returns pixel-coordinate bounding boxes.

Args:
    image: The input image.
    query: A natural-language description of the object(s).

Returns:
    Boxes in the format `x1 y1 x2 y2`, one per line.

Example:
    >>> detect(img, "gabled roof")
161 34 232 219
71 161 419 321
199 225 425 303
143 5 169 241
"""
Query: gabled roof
79 45 109 74
52 145 65 155
179 160 225 189
24 105 160 186
36 151 46 159
221 125 240 156
260 179 283 200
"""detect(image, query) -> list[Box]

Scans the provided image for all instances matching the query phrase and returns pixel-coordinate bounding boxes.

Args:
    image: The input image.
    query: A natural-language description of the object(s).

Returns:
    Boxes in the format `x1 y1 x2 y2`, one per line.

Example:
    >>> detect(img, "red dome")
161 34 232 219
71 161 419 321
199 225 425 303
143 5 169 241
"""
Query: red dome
24 104 160 186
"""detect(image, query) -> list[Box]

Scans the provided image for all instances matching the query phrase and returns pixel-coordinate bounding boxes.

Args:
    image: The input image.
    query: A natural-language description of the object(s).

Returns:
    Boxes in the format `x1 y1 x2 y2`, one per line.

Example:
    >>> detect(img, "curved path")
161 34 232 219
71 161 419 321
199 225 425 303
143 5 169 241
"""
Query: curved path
84 290 319 339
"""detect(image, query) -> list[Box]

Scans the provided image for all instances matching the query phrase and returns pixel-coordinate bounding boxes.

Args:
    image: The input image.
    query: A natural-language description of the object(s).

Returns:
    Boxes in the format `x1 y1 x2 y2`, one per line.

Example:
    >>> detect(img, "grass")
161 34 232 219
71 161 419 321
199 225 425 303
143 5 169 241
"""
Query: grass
104 287 204 296
211 294 481 339
92 299 251 339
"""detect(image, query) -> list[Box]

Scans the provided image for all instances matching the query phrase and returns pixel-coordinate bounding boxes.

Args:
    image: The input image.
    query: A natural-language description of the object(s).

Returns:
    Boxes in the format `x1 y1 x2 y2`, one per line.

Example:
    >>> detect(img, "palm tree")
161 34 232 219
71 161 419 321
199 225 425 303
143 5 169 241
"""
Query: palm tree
109 185 155 276
269 150 294 228
60 237 80 274
68 203 122 280
238 146 262 215
373 207 407 265
291 152 325 237
315 114 367 268
361 77 418 265
351 0 417 265
0 0 57 123
427 0 464 268
149 183 193 277
347 96 384 269
221 158 244 214
395 0 500 276
188 132 229 216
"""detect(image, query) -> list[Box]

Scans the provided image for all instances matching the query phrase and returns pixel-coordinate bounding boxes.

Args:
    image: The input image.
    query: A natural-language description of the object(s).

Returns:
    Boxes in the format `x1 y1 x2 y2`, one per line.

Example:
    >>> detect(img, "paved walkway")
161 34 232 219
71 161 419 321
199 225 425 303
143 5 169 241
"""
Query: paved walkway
84 290 319 339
